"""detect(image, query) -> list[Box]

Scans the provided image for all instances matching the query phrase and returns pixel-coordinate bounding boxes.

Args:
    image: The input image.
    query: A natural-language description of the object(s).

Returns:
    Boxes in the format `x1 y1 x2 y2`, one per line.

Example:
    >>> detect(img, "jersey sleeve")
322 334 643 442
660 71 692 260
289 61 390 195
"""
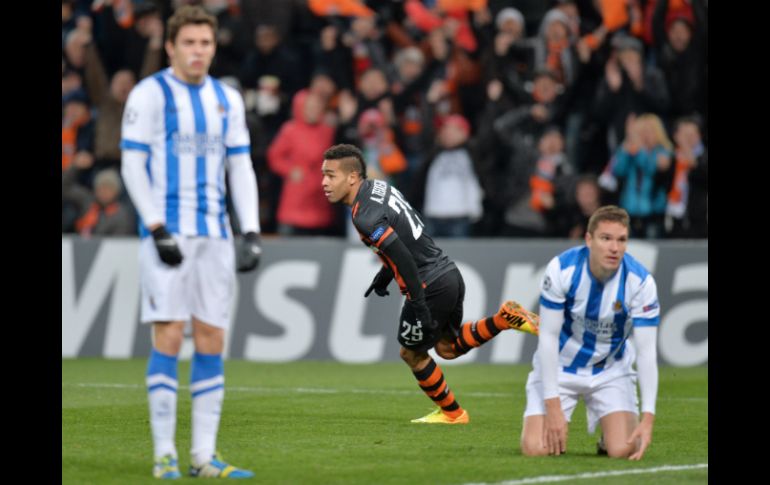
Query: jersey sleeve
120 82 159 153
539 256 567 310
353 201 398 250
223 87 251 158
630 274 661 327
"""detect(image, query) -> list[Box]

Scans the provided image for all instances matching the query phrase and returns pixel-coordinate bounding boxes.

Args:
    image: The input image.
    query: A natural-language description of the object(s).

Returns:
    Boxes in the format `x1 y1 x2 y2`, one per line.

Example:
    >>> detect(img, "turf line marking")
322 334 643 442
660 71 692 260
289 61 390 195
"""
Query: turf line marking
462 463 708 485
65 383 705 401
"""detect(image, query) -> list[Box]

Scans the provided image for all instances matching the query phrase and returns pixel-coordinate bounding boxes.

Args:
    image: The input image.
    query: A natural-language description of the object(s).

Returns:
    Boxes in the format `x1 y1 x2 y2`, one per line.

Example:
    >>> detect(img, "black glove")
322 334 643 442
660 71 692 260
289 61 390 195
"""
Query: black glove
364 266 394 297
409 299 436 332
236 232 262 272
151 225 183 266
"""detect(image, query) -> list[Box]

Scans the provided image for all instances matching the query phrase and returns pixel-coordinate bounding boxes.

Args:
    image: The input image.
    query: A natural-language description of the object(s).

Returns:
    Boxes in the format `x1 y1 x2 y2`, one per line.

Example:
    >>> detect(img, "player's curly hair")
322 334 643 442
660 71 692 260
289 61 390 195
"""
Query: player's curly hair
166 5 218 44
323 144 368 179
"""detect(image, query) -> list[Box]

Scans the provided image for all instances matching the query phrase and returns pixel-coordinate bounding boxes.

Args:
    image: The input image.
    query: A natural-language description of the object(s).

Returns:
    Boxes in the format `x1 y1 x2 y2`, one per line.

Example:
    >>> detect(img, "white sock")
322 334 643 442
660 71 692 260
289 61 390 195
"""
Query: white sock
146 349 179 459
190 352 224 466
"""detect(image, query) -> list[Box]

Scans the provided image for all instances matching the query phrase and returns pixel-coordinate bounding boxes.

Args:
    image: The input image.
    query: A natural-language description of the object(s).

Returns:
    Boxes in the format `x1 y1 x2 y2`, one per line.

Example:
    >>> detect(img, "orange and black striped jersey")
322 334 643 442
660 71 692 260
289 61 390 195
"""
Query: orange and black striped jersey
351 179 456 294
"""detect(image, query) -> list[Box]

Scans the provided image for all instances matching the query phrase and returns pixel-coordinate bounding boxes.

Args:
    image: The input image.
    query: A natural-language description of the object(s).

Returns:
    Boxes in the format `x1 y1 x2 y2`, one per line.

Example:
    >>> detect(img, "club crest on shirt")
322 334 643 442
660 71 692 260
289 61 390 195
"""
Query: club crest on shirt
613 300 623 312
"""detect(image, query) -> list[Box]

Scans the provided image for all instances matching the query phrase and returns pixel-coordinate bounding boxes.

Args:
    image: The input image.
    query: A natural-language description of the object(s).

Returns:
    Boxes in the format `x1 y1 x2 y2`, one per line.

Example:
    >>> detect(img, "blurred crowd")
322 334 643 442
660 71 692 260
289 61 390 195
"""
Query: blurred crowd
62 0 707 240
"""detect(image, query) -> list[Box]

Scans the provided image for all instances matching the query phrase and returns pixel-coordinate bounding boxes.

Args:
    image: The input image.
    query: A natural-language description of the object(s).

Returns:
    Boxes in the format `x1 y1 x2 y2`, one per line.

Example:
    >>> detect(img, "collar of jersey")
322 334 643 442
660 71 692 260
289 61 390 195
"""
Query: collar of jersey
164 68 208 89
352 179 370 206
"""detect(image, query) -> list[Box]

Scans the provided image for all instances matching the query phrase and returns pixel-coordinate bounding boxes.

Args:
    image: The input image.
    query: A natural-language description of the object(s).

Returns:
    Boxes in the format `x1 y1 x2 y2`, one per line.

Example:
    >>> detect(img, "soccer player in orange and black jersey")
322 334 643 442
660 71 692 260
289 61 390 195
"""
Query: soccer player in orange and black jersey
321 144 540 424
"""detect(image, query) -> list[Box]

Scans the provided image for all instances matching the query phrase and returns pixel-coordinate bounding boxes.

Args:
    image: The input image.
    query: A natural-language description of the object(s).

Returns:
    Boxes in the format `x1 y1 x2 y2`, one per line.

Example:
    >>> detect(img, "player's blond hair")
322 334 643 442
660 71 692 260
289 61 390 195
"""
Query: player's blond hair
587 206 630 235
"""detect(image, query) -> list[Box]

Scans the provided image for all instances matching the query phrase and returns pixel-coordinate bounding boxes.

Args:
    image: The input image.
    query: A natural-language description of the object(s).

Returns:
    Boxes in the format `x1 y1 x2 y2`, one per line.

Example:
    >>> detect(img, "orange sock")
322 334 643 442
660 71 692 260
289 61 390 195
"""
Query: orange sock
452 317 503 355
412 358 464 418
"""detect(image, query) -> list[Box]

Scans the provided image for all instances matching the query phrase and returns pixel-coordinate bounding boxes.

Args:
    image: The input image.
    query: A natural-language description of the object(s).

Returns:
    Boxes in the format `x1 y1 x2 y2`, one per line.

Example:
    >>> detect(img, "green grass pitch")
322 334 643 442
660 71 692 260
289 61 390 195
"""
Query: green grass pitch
62 360 707 484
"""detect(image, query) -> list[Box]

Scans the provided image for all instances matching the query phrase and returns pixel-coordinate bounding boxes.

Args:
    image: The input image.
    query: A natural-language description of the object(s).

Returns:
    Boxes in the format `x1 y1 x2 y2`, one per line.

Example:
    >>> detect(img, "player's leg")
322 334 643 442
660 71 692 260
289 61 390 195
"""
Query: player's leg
520 369 579 456
187 238 253 478
450 300 539 357
433 268 467 361
597 412 638 458
148 322 185 479
520 415 549 456
400 270 468 423
401 346 468 424
140 236 188 479
586 370 641 458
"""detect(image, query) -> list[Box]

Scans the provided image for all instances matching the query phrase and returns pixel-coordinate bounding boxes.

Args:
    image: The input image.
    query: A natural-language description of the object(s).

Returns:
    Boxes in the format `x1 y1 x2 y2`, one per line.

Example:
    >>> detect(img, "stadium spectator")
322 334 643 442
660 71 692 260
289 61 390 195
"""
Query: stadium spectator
82 18 163 172
651 0 707 131
593 34 669 154
558 174 603 240
493 68 566 237
268 90 338 235
63 166 136 237
410 114 483 238
611 113 673 239
502 127 572 237
62 0 706 239
665 115 707 238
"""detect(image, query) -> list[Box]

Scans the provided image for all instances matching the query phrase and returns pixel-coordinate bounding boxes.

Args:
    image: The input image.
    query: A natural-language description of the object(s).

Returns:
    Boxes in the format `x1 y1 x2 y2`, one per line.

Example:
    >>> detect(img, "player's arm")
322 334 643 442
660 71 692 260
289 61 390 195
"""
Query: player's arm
364 264 394 297
378 235 432 330
121 149 162 229
120 84 182 266
537 257 569 455
120 85 162 230
227 153 259 235
539 307 567 455
224 89 262 272
629 325 657 460
628 275 660 460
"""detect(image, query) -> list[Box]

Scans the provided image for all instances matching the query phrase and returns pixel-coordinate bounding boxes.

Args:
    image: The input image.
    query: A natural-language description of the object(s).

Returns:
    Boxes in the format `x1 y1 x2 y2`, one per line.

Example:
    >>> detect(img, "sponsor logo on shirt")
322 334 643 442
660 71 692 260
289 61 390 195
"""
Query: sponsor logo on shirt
370 226 386 242
643 301 659 312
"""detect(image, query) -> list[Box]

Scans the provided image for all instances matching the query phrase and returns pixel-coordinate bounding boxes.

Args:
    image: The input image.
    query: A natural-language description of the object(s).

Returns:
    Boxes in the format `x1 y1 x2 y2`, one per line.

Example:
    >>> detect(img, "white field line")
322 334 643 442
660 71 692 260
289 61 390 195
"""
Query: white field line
462 463 708 485
64 382 706 401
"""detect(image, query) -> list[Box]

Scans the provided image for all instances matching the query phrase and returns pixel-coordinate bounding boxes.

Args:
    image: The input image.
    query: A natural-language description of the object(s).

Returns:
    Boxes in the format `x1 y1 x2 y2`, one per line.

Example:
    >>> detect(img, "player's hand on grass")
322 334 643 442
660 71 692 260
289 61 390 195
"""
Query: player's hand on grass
544 398 568 455
627 412 654 460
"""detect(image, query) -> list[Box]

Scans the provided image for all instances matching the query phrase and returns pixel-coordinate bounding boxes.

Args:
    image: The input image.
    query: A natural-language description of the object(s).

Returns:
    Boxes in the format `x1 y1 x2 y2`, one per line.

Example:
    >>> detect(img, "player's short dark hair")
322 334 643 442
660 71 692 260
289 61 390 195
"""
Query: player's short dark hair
323 144 367 179
587 205 630 235
166 5 218 44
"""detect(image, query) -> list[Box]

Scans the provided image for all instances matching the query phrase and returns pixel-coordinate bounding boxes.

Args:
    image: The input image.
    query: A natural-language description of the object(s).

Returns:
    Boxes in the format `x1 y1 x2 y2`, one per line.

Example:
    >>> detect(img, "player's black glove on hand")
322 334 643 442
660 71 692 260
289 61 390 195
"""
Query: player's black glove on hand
151 225 183 266
410 299 436 332
364 266 394 297
236 232 262 272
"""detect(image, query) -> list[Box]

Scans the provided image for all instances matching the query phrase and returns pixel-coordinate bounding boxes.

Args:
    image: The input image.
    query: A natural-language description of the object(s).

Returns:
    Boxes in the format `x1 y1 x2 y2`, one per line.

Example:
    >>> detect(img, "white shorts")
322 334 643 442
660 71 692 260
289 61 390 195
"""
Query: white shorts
523 364 639 434
139 235 235 329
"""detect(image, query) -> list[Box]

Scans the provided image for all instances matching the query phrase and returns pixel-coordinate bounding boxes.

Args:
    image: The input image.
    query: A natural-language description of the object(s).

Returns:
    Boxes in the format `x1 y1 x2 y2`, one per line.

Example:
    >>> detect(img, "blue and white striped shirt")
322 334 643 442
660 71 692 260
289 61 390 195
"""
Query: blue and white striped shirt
120 68 250 239
538 246 660 376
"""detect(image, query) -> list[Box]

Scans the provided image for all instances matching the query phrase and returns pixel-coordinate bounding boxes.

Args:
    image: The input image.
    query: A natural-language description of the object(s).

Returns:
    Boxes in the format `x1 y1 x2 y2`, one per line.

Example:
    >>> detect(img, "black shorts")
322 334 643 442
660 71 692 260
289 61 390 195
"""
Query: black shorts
397 267 465 352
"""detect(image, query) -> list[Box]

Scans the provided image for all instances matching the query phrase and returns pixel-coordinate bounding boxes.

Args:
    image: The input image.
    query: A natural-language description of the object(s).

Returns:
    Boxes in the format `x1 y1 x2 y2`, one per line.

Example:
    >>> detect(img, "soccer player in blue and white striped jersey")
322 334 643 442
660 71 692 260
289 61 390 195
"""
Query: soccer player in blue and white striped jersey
120 6 258 479
521 206 660 460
